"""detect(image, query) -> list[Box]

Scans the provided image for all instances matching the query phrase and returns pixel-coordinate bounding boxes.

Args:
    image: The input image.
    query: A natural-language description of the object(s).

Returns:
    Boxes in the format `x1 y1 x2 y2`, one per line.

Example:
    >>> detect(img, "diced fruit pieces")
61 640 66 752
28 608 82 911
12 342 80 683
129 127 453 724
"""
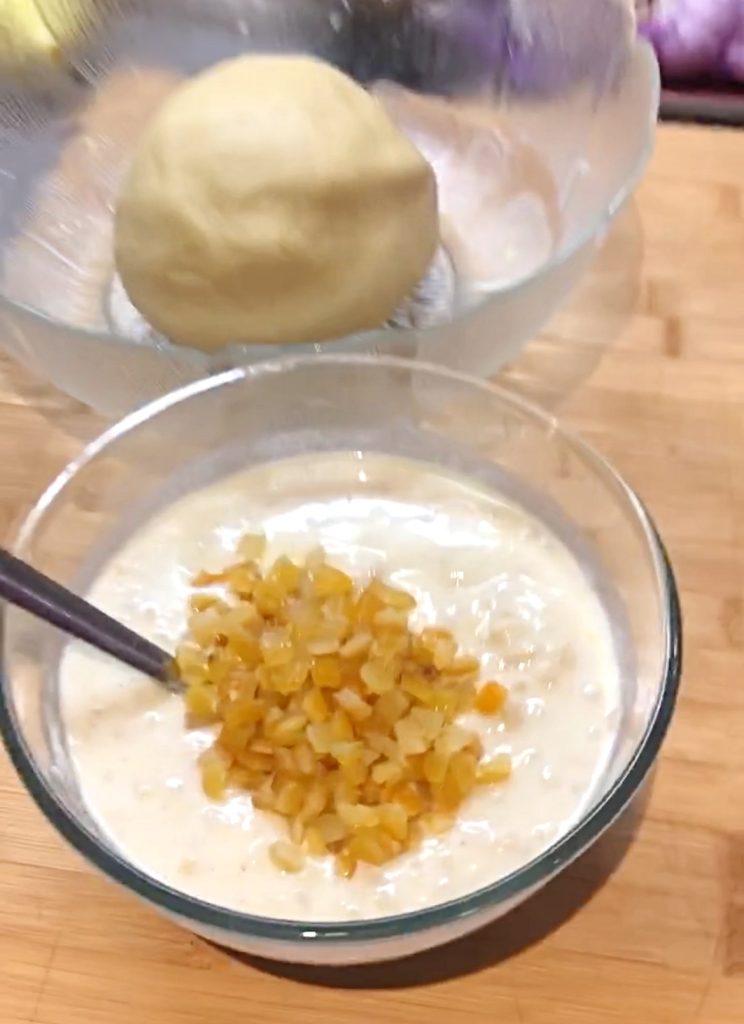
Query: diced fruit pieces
475 681 508 715
237 532 266 562
199 750 228 800
311 563 354 598
477 753 513 784
311 656 342 689
185 683 217 721
269 841 305 873
177 541 513 876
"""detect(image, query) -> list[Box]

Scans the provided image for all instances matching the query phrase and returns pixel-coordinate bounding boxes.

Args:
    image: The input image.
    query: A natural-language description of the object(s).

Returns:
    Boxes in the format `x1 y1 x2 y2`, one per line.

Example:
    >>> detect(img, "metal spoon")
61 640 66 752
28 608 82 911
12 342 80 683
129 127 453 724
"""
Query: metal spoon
0 548 181 691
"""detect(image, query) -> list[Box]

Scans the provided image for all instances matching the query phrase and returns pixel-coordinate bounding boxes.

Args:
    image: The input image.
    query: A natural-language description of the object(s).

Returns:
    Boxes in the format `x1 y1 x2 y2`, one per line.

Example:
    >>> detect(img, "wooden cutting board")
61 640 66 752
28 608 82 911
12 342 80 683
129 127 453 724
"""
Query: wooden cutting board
2 122 743 1023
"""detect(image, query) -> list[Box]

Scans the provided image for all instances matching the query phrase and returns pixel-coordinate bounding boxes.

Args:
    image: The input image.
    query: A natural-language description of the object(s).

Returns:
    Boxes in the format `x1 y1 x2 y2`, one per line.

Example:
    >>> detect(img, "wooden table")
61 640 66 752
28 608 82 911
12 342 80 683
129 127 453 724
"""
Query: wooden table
2 122 743 1023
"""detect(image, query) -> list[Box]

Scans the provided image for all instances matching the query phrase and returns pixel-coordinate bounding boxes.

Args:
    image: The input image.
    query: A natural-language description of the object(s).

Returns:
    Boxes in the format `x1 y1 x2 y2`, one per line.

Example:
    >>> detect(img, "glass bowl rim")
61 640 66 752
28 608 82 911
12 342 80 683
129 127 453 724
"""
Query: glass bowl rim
0 42 659 357
0 352 681 946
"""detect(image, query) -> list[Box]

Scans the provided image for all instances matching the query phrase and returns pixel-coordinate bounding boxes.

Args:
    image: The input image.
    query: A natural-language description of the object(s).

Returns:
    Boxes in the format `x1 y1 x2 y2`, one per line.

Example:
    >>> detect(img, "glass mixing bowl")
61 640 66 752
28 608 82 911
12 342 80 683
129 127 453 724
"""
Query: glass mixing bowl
0 0 658 416
0 354 681 965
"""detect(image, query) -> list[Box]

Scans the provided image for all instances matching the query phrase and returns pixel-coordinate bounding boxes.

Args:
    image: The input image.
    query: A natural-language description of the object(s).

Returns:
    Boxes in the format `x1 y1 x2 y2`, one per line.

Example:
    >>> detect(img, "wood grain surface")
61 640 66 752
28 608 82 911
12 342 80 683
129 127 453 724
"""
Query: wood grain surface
1 123 743 1023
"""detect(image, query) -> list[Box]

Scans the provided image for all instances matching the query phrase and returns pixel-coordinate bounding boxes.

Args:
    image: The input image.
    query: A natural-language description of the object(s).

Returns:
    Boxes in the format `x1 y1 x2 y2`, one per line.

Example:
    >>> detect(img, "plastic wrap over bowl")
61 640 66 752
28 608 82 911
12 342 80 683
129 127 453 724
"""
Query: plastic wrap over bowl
0 0 659 415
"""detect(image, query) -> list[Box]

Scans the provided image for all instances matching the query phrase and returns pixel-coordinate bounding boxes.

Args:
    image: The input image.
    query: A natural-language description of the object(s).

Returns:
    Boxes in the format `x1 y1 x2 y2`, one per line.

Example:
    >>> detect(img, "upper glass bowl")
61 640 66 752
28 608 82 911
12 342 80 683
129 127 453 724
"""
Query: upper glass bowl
1 354 680 965
0 0 658 416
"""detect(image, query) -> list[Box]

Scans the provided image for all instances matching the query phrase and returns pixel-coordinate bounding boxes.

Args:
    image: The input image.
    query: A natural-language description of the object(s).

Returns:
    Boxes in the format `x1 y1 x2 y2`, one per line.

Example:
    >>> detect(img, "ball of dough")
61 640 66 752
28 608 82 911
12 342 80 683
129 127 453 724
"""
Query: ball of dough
114 55 438 350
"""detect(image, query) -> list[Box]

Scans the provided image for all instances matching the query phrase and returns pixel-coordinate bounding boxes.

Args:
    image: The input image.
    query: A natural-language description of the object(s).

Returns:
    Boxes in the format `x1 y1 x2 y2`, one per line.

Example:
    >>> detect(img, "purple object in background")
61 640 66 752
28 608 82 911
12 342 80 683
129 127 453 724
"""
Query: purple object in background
723 2 744 79
351 0 637 98
434 0 636 95
638 0 744 82
504 0 635 95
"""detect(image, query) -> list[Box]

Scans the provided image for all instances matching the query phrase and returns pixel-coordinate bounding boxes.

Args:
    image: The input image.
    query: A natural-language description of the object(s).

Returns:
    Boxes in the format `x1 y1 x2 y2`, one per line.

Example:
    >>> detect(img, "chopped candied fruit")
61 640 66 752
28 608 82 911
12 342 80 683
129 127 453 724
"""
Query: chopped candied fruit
302 688 330 724
237 532 266 562
475 682 509 715
310 563 354 598
368 578 417 611
269 841 305 873
311 656 342 689
185 682 218 722
199 750 228 800
266 556 301 595
192 568 229 587
477 753 513 784
176 535 512 876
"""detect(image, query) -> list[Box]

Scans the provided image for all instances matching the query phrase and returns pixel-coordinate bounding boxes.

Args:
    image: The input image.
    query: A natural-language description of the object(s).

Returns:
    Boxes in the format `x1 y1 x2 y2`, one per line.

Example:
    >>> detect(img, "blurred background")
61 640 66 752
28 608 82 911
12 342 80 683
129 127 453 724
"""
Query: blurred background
636 0 744 125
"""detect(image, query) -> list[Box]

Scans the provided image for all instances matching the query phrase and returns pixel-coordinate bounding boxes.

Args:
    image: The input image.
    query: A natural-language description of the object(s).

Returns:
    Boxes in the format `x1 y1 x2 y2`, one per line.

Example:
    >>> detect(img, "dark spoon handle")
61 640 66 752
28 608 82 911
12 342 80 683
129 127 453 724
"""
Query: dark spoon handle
0 548 179 689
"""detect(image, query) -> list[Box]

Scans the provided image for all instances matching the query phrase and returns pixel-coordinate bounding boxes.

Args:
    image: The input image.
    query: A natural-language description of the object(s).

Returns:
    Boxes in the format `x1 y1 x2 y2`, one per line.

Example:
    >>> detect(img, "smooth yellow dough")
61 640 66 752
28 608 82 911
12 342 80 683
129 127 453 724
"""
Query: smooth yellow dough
114 55 439 351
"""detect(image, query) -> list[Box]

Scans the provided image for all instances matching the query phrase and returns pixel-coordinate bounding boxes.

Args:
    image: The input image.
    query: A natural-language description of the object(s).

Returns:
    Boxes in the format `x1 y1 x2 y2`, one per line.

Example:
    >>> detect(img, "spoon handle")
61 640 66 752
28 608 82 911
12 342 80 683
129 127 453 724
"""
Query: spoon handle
0 548 179 689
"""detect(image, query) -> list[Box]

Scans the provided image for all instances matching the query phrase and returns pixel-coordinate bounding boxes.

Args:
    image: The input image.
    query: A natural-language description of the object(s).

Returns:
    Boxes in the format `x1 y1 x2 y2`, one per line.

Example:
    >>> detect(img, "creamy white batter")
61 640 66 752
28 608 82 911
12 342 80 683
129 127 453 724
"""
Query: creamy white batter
60 453 622 922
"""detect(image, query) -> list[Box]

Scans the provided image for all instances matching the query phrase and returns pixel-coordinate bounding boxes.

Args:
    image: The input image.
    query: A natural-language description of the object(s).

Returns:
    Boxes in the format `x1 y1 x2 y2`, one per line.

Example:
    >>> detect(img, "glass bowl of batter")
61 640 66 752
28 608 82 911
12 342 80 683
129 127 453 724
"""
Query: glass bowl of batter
0 0 658 415
0 354 681 965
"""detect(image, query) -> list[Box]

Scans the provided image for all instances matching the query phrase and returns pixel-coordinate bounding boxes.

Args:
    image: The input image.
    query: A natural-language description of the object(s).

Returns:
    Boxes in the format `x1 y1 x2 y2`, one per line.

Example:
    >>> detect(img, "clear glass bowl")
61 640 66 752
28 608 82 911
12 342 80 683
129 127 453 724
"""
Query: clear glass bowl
0 354 681 965
0 0 658 416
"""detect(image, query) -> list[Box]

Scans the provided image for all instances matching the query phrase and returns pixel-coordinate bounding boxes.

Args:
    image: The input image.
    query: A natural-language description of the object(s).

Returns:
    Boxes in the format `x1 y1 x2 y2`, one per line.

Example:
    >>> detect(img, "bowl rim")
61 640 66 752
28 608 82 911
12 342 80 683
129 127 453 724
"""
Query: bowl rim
0 41 660 361
0 352 681 947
